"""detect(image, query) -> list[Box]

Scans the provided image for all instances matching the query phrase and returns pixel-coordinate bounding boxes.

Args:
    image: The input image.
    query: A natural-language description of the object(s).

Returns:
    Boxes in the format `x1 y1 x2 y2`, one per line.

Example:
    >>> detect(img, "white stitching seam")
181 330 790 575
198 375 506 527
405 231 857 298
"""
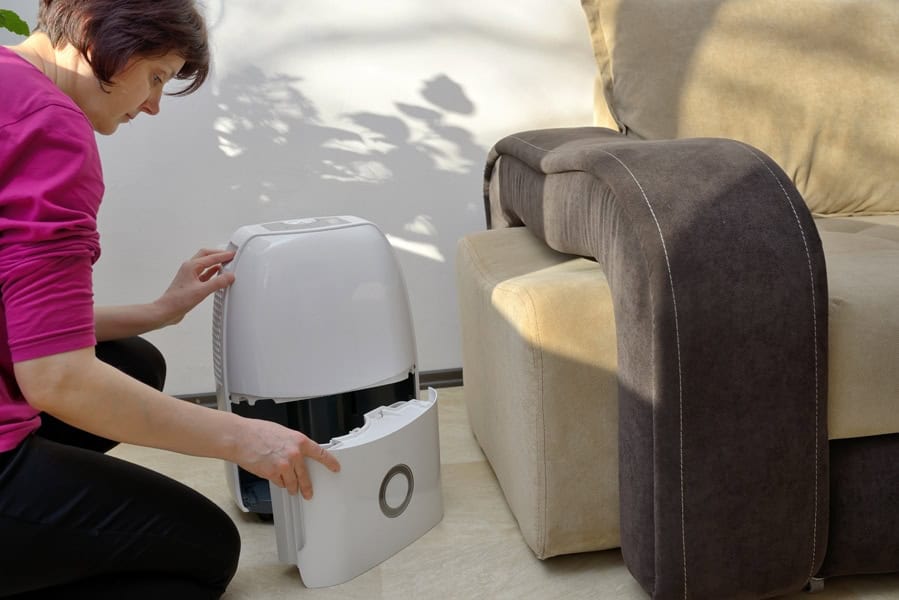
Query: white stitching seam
507 135 575 155
739 145 821 579
507 135 688 598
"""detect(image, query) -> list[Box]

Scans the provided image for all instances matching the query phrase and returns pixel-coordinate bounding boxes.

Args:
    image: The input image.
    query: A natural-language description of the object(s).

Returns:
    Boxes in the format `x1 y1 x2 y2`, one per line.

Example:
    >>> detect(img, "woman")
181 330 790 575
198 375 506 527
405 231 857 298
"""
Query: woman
0 1 339 597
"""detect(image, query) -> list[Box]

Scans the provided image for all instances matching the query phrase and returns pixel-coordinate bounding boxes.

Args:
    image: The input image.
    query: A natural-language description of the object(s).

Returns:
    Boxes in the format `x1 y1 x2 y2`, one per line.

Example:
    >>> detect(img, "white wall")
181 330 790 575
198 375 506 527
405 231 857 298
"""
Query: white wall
3 1 596 395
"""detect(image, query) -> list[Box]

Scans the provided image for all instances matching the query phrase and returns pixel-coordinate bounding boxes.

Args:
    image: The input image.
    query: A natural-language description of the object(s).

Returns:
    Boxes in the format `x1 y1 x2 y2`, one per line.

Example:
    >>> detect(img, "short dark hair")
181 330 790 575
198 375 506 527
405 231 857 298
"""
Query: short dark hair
37 0 210 96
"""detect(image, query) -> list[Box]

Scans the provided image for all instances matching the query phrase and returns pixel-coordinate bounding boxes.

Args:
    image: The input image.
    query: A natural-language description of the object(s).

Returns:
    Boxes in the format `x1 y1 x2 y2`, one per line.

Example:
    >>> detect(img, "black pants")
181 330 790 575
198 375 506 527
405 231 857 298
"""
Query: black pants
0 338 240 599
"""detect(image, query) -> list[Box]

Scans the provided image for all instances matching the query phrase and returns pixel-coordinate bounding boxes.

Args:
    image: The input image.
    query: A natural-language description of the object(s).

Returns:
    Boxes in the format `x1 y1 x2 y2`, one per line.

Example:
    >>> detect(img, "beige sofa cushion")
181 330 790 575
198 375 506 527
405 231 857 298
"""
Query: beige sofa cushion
581 0 899 217
456 227 620 558
817 214 899 439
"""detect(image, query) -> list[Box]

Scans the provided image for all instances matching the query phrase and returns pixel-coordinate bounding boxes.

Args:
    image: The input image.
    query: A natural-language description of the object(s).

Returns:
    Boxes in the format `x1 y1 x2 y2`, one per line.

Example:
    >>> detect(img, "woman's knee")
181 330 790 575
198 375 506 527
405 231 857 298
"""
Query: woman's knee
197 502 242 593
95 337 167 391
216 506 242 578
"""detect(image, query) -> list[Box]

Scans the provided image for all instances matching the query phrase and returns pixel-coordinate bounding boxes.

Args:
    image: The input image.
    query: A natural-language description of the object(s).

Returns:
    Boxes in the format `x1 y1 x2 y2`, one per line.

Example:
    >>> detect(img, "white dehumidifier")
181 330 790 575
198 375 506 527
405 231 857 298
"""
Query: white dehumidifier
212 216 443 588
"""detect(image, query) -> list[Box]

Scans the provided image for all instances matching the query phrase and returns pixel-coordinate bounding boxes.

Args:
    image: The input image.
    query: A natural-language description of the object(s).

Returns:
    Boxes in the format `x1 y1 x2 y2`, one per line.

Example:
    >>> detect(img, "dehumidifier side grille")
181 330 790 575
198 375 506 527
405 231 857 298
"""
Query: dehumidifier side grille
212 288 225 386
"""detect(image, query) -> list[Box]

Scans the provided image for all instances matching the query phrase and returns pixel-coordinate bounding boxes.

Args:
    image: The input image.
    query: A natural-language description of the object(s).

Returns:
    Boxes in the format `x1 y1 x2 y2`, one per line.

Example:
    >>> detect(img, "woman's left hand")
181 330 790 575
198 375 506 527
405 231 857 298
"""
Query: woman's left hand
153 248 236 327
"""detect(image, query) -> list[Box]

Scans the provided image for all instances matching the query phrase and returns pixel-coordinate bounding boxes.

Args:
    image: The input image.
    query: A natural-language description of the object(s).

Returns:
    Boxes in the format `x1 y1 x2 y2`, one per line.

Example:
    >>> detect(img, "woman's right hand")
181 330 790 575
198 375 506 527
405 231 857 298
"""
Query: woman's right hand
152 248 237 328
231 418 341 500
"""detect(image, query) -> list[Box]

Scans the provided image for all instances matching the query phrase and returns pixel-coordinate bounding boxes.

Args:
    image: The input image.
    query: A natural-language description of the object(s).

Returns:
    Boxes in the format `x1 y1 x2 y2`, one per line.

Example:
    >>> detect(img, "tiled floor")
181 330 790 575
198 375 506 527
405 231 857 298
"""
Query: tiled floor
111 387 899 599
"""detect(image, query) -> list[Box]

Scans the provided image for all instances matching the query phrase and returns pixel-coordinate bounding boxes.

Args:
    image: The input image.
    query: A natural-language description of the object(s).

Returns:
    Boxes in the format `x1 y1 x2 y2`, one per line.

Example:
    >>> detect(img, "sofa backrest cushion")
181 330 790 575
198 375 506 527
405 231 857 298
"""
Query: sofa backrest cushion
581 0 899 216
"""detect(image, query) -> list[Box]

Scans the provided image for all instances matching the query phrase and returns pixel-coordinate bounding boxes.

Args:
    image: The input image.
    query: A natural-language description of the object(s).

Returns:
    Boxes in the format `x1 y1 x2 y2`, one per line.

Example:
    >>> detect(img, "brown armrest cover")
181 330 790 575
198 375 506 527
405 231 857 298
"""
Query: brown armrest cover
485 127 829 599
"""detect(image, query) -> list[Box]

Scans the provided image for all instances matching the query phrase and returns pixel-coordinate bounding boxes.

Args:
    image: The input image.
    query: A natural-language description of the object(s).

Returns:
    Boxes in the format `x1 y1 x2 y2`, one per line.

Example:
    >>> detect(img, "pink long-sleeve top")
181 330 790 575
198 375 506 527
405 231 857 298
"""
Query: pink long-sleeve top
0 46 103 452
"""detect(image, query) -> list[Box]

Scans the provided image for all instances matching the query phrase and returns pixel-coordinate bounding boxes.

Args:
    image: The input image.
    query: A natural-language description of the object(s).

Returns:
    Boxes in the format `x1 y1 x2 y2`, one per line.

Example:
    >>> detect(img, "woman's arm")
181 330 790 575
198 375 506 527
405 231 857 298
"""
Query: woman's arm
13 347 339 498
95 248 235 342
94 303 169 341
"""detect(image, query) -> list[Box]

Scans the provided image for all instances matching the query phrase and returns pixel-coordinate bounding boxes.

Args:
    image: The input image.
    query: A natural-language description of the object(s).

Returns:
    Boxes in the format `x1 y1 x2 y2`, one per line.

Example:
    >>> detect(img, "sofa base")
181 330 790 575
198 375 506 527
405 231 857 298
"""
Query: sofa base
817 433 899 579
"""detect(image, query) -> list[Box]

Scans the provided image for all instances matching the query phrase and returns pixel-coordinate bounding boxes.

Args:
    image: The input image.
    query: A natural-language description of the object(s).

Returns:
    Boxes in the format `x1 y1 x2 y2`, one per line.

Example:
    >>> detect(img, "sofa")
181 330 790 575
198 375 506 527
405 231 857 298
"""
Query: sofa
456 1 899 598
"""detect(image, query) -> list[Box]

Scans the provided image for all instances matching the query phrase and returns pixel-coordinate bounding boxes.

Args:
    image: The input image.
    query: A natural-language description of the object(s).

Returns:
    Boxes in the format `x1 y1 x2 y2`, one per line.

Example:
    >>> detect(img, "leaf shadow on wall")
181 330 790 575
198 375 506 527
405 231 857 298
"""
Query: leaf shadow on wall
172 66 488 366
206 67 484 259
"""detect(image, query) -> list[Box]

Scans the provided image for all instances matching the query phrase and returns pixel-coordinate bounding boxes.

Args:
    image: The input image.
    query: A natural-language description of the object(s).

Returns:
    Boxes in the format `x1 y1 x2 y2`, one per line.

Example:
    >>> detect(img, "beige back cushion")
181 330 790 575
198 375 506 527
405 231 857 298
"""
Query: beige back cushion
581 0 899 216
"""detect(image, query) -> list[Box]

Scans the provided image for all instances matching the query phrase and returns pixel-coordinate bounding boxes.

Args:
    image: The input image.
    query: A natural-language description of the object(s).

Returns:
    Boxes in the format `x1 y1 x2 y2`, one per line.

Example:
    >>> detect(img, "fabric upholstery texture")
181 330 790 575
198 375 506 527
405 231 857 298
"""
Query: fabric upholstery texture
491 171 899 441
817 433 899 579
458 190 899 567
818 214 899 439
580 0 899 217
456 227 620 558
484 127 829 598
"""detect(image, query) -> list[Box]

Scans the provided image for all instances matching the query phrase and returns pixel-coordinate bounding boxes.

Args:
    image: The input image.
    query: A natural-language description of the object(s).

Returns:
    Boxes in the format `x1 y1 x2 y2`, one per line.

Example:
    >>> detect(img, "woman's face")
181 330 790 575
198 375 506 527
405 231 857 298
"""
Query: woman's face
78 52 186 135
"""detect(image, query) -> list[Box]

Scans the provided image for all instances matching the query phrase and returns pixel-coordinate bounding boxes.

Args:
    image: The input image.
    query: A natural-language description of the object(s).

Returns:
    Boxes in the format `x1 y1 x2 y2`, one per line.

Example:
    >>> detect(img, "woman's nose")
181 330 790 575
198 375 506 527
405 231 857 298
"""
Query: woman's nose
141 89 163 116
